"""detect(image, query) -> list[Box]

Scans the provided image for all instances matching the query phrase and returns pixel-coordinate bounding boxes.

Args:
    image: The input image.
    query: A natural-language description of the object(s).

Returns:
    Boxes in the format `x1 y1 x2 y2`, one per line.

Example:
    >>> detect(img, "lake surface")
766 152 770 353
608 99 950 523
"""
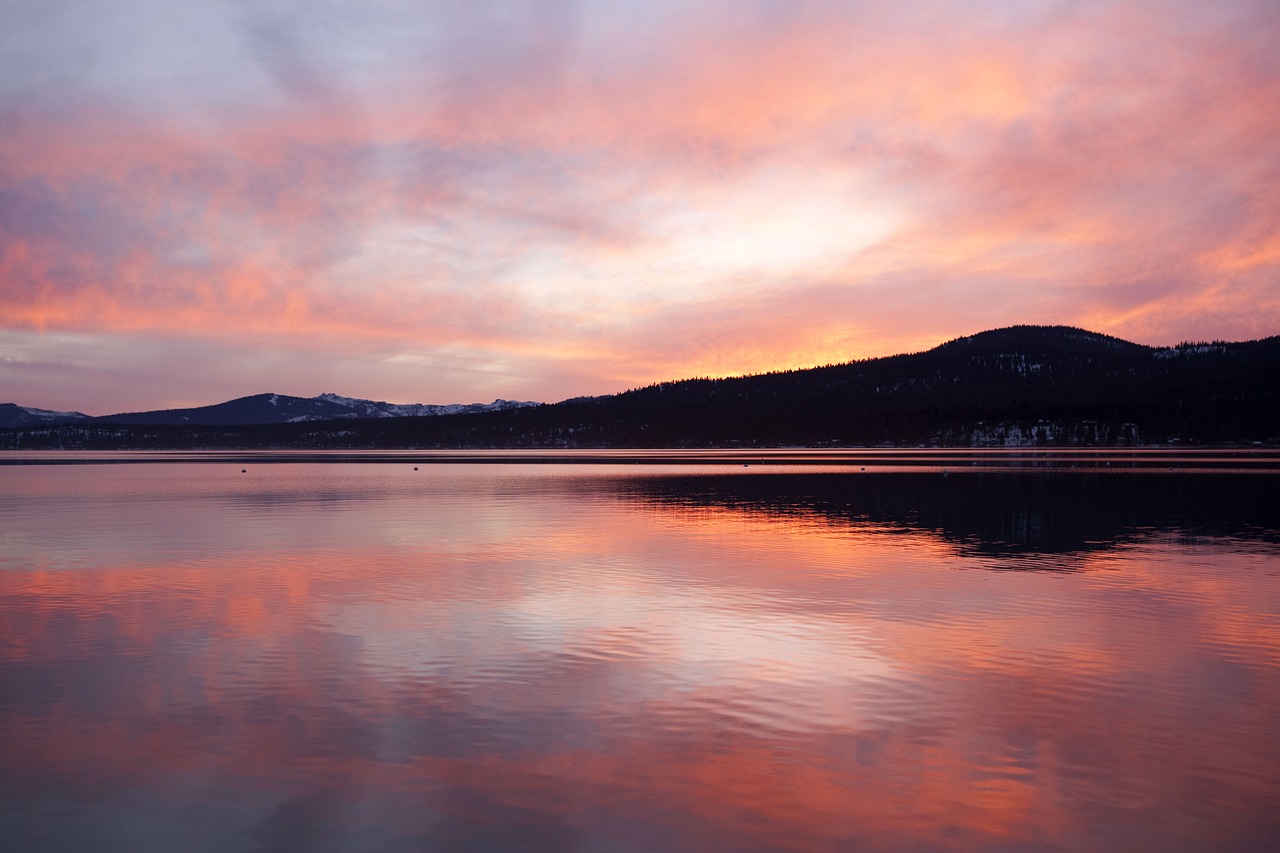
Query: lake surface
2 451 1279 852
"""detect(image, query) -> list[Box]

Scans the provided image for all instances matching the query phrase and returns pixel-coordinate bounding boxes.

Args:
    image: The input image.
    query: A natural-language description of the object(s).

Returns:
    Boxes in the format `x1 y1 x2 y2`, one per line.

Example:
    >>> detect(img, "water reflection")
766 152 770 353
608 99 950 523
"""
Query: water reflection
1 462 1278 851
608 470 1280 562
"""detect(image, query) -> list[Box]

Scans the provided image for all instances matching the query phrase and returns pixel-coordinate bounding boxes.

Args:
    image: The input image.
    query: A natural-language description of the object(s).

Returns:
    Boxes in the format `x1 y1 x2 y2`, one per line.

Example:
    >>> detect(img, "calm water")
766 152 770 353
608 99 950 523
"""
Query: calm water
2 451 1279 852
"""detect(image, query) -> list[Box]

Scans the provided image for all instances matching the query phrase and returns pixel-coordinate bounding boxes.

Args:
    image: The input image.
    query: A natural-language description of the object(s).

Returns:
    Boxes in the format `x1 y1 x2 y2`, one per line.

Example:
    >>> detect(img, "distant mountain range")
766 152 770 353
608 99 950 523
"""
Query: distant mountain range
3 326 1277 448
0 394 539 429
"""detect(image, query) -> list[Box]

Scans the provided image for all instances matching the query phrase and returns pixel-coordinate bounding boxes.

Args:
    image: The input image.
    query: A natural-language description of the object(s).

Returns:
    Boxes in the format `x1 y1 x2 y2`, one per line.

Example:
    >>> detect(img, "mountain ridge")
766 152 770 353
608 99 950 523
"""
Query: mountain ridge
3 325 1277 447
0 393 539 428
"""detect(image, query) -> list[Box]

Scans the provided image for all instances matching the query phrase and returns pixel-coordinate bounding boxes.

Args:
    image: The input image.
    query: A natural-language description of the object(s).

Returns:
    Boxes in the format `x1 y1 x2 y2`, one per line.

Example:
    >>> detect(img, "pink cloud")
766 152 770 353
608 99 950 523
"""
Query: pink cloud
2 1 1278 409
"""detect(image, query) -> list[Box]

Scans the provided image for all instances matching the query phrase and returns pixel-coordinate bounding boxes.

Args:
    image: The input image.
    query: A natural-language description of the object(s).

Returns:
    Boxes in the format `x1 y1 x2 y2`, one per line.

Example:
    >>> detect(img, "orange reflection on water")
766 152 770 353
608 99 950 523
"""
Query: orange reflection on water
2 464 1279 850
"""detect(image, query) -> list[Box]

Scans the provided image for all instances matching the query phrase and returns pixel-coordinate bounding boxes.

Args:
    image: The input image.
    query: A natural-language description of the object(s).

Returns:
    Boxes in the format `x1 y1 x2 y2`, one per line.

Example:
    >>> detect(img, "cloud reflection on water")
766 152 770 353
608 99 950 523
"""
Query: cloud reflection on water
1 463 1278 851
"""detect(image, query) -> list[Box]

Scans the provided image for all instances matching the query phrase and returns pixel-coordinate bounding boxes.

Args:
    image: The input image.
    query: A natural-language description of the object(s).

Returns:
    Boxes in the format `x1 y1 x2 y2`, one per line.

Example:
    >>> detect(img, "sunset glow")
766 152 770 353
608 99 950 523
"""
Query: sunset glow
3 0 1279 412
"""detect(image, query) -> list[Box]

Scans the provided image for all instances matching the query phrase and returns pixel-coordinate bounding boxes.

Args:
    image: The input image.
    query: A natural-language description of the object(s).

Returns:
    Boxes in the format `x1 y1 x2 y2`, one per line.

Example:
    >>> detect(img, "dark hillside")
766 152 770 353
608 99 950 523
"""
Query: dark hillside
3 326 1277 449
96 394 357 425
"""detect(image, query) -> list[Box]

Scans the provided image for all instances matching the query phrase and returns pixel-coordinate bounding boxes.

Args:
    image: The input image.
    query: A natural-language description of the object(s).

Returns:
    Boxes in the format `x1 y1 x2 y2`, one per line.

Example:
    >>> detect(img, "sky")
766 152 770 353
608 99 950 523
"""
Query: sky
3 0 1279 414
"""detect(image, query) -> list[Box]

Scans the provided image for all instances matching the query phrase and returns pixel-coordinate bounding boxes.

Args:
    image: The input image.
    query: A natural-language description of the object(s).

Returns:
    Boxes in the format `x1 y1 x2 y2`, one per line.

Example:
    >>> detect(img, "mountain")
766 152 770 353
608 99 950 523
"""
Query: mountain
3 326 1277 449
310 393 537 420
439 324 1274 448
91 393 540 426
0 403 91 429
0 394 539 427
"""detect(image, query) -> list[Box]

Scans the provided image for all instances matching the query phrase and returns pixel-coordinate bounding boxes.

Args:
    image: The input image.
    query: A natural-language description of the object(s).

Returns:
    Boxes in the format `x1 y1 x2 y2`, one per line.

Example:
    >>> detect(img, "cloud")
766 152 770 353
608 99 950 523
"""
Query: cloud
2 0 1279 408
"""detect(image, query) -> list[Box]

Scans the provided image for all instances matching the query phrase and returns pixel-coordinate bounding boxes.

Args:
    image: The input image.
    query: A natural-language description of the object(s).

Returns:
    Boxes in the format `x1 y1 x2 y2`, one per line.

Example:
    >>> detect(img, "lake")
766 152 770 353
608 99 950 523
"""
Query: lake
2 450 1279 851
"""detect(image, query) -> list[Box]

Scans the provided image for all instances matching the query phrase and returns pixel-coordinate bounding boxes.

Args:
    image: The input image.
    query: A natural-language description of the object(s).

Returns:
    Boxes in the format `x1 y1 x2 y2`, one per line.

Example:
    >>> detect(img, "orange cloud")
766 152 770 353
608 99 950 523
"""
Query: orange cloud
3 1 1279 410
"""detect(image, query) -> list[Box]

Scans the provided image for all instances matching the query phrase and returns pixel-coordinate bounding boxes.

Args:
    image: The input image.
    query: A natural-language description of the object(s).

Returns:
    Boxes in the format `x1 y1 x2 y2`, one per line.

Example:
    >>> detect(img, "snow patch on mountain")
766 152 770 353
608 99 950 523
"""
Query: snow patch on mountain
0 403 92 428
21 405 88 420
312 393 540 420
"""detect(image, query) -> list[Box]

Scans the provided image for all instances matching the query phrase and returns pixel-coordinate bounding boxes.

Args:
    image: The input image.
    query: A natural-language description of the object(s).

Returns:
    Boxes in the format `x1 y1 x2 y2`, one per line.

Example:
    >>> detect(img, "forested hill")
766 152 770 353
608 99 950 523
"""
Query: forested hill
4 326 1278 449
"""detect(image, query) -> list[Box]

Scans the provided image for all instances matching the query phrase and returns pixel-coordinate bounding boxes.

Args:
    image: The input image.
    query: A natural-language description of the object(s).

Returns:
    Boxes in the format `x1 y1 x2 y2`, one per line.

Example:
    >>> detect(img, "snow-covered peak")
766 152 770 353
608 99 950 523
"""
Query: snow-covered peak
19 405 88 420
0 403 92 428
311 393 540 419
316 393 361 406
